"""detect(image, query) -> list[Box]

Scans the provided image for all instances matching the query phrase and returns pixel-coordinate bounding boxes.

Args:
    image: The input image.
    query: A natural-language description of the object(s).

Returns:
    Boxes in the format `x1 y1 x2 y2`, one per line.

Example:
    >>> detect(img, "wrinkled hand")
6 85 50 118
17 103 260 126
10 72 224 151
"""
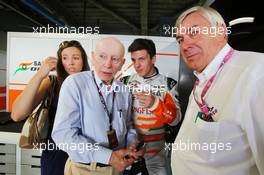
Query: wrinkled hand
37 56 57 79
128 140 146 154
128 140 140 151
134 92 156 108
109 148 144 172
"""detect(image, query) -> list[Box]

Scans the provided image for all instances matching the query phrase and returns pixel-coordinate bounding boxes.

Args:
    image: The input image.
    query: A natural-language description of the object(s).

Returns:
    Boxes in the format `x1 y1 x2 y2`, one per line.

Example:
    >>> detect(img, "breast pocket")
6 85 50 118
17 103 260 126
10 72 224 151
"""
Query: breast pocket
186 116 220 161
113 109 128 142
114 93 130 140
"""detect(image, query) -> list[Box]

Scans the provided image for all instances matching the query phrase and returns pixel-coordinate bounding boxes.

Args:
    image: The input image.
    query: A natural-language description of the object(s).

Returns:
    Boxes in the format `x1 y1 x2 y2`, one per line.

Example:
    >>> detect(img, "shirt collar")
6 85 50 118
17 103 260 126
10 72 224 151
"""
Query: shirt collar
93 70 104 89
194 43 231 83
143 67 159 79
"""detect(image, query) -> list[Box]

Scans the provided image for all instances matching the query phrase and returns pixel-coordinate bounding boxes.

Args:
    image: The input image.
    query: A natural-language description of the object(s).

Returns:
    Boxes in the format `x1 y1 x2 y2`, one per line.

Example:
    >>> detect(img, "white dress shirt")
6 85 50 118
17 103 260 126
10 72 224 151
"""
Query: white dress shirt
171 44 264 175
52 71 136 164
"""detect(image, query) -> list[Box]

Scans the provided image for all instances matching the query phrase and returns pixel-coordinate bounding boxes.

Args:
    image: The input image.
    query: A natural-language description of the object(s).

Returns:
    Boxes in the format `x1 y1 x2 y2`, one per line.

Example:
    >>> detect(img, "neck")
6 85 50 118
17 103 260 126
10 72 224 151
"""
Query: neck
143 66 156 78
197 43 227 73
102 80 113 85
196 67 206 74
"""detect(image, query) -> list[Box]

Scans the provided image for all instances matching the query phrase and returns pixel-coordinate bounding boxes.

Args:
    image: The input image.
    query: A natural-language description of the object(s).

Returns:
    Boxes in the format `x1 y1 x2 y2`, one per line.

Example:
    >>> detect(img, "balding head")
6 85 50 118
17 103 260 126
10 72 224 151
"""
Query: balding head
95 37 125 58
92 37 125 84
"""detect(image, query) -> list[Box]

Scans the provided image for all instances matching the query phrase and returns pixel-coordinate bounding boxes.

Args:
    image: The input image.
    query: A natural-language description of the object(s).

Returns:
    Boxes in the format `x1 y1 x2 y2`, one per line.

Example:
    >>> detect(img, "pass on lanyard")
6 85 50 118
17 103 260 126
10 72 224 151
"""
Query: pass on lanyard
193 48 234 120
92 71 119 149
92 71 115 130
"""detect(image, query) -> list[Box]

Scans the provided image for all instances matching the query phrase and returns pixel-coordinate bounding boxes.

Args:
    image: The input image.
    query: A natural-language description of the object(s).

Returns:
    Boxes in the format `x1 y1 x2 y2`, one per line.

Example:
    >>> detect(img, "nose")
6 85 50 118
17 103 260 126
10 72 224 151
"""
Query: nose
104 56 112 68
68 57 74 65
134 60 140 69
181 35 192 50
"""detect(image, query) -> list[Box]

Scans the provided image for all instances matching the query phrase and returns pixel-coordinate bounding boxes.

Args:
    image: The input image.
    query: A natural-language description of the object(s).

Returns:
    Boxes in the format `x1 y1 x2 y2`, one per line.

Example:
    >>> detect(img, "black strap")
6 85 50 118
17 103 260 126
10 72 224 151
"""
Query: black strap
92 71 115 130
48 75 56 104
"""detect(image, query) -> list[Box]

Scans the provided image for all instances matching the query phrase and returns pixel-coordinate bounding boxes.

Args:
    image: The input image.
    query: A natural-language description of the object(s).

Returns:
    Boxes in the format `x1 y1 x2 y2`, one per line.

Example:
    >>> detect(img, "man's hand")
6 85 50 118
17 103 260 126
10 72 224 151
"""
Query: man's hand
134 92 156 108
128 140 146 152
109 148 144 172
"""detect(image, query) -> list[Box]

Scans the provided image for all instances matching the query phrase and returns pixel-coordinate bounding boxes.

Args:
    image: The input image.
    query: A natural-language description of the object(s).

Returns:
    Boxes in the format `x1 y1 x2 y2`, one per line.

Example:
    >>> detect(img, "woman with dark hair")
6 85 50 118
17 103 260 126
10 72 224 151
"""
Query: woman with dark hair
11 40 90 175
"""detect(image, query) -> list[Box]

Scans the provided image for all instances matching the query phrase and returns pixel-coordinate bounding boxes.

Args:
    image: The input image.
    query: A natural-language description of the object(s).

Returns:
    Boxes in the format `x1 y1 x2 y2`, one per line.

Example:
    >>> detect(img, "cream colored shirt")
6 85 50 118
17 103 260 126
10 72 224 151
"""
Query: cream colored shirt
171 44 264 175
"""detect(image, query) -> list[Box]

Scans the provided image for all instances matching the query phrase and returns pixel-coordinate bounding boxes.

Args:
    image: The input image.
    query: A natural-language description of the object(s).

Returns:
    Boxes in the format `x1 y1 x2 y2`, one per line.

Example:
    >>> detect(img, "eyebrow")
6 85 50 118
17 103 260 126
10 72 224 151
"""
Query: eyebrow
62 54 81 56
176 35 182 40
176 24 200 38
187 25 199 32
98 52 120 59
131 56 145 60
98 52 106 55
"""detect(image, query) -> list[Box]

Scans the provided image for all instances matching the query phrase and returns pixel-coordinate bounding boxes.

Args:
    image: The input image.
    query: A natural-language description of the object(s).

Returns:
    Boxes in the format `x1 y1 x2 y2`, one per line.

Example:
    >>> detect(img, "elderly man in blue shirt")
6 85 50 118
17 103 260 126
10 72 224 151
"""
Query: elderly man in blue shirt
52 37 143 175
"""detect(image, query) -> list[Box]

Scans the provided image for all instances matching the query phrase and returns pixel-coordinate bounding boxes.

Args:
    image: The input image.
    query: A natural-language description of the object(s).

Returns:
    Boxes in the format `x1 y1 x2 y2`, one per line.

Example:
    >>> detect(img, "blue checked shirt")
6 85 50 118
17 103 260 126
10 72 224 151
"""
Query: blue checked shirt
52 71 136 164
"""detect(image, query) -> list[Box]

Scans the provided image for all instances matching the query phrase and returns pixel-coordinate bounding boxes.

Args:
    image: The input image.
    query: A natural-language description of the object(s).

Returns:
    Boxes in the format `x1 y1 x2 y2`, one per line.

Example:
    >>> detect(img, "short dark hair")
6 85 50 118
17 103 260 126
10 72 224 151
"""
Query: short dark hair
128 38 156 58
56 40 90 83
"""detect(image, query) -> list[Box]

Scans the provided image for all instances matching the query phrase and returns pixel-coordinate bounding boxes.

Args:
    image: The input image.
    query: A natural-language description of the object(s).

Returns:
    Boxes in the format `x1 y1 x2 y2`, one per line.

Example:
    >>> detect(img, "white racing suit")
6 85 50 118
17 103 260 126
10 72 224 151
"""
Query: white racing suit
121 68 181 175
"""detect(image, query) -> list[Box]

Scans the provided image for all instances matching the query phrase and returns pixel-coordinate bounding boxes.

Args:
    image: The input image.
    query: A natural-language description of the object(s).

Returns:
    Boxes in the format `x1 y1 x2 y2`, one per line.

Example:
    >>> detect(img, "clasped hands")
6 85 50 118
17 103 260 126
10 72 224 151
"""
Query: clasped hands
109 141 145 172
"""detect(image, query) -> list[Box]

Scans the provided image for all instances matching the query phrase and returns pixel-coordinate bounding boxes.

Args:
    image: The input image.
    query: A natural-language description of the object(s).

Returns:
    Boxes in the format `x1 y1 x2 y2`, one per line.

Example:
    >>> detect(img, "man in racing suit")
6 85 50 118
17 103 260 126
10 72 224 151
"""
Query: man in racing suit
120 38 181 175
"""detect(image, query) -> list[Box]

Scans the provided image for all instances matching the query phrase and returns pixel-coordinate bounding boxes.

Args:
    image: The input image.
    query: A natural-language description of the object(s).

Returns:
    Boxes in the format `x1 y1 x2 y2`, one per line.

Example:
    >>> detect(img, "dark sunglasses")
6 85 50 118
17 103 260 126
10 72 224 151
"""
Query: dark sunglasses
59 40 82 48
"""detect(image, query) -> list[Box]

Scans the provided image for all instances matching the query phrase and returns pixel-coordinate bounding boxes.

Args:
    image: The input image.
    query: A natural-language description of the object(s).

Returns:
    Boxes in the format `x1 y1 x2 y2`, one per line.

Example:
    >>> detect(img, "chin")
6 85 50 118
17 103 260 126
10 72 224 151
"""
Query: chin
137 72 144 76
102 76 113 82
68 71 76 75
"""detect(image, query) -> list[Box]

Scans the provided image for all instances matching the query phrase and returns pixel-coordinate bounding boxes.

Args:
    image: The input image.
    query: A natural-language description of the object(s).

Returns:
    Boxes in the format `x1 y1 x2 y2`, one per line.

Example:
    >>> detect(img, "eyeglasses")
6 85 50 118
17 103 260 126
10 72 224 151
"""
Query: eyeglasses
59 40 82 48
96 53 122 65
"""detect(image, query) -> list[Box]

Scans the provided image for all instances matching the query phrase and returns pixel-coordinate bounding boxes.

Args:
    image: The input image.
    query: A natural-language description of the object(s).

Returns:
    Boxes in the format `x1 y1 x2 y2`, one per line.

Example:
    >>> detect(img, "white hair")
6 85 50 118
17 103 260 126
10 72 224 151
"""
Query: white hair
175 6 226 30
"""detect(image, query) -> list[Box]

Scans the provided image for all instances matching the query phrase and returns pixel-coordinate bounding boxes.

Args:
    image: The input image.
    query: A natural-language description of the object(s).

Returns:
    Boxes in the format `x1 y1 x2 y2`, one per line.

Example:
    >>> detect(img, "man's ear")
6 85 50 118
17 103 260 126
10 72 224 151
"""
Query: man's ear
151 55 157 64
217 23 227 41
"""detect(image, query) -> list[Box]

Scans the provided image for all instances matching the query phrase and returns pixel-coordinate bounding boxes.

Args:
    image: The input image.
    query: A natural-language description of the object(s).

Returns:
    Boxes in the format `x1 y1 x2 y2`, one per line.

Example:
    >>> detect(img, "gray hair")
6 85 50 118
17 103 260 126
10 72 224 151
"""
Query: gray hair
175 6 226 30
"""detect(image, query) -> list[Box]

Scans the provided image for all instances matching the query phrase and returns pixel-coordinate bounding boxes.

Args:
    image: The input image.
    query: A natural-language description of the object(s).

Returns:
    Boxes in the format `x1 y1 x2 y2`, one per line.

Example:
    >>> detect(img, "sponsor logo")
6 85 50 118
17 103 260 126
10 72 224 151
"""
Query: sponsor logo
13 61 41 76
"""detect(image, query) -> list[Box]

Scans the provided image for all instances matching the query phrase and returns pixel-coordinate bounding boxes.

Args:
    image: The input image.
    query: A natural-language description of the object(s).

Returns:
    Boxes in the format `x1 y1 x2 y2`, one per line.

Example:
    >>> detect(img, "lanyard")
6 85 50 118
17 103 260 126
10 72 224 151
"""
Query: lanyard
193 48 234 117
92 71 115 130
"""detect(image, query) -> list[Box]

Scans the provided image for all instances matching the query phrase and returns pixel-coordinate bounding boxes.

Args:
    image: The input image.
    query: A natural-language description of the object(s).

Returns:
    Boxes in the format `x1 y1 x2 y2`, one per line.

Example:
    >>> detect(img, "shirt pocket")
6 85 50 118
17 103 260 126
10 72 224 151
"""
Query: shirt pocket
186 116 220 161
113 109 128 140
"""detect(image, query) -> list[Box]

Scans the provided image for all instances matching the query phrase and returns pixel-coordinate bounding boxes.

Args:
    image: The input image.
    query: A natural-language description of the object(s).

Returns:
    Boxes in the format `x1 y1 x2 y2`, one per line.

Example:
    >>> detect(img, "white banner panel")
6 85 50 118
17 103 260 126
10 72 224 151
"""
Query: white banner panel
7 32 179 111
